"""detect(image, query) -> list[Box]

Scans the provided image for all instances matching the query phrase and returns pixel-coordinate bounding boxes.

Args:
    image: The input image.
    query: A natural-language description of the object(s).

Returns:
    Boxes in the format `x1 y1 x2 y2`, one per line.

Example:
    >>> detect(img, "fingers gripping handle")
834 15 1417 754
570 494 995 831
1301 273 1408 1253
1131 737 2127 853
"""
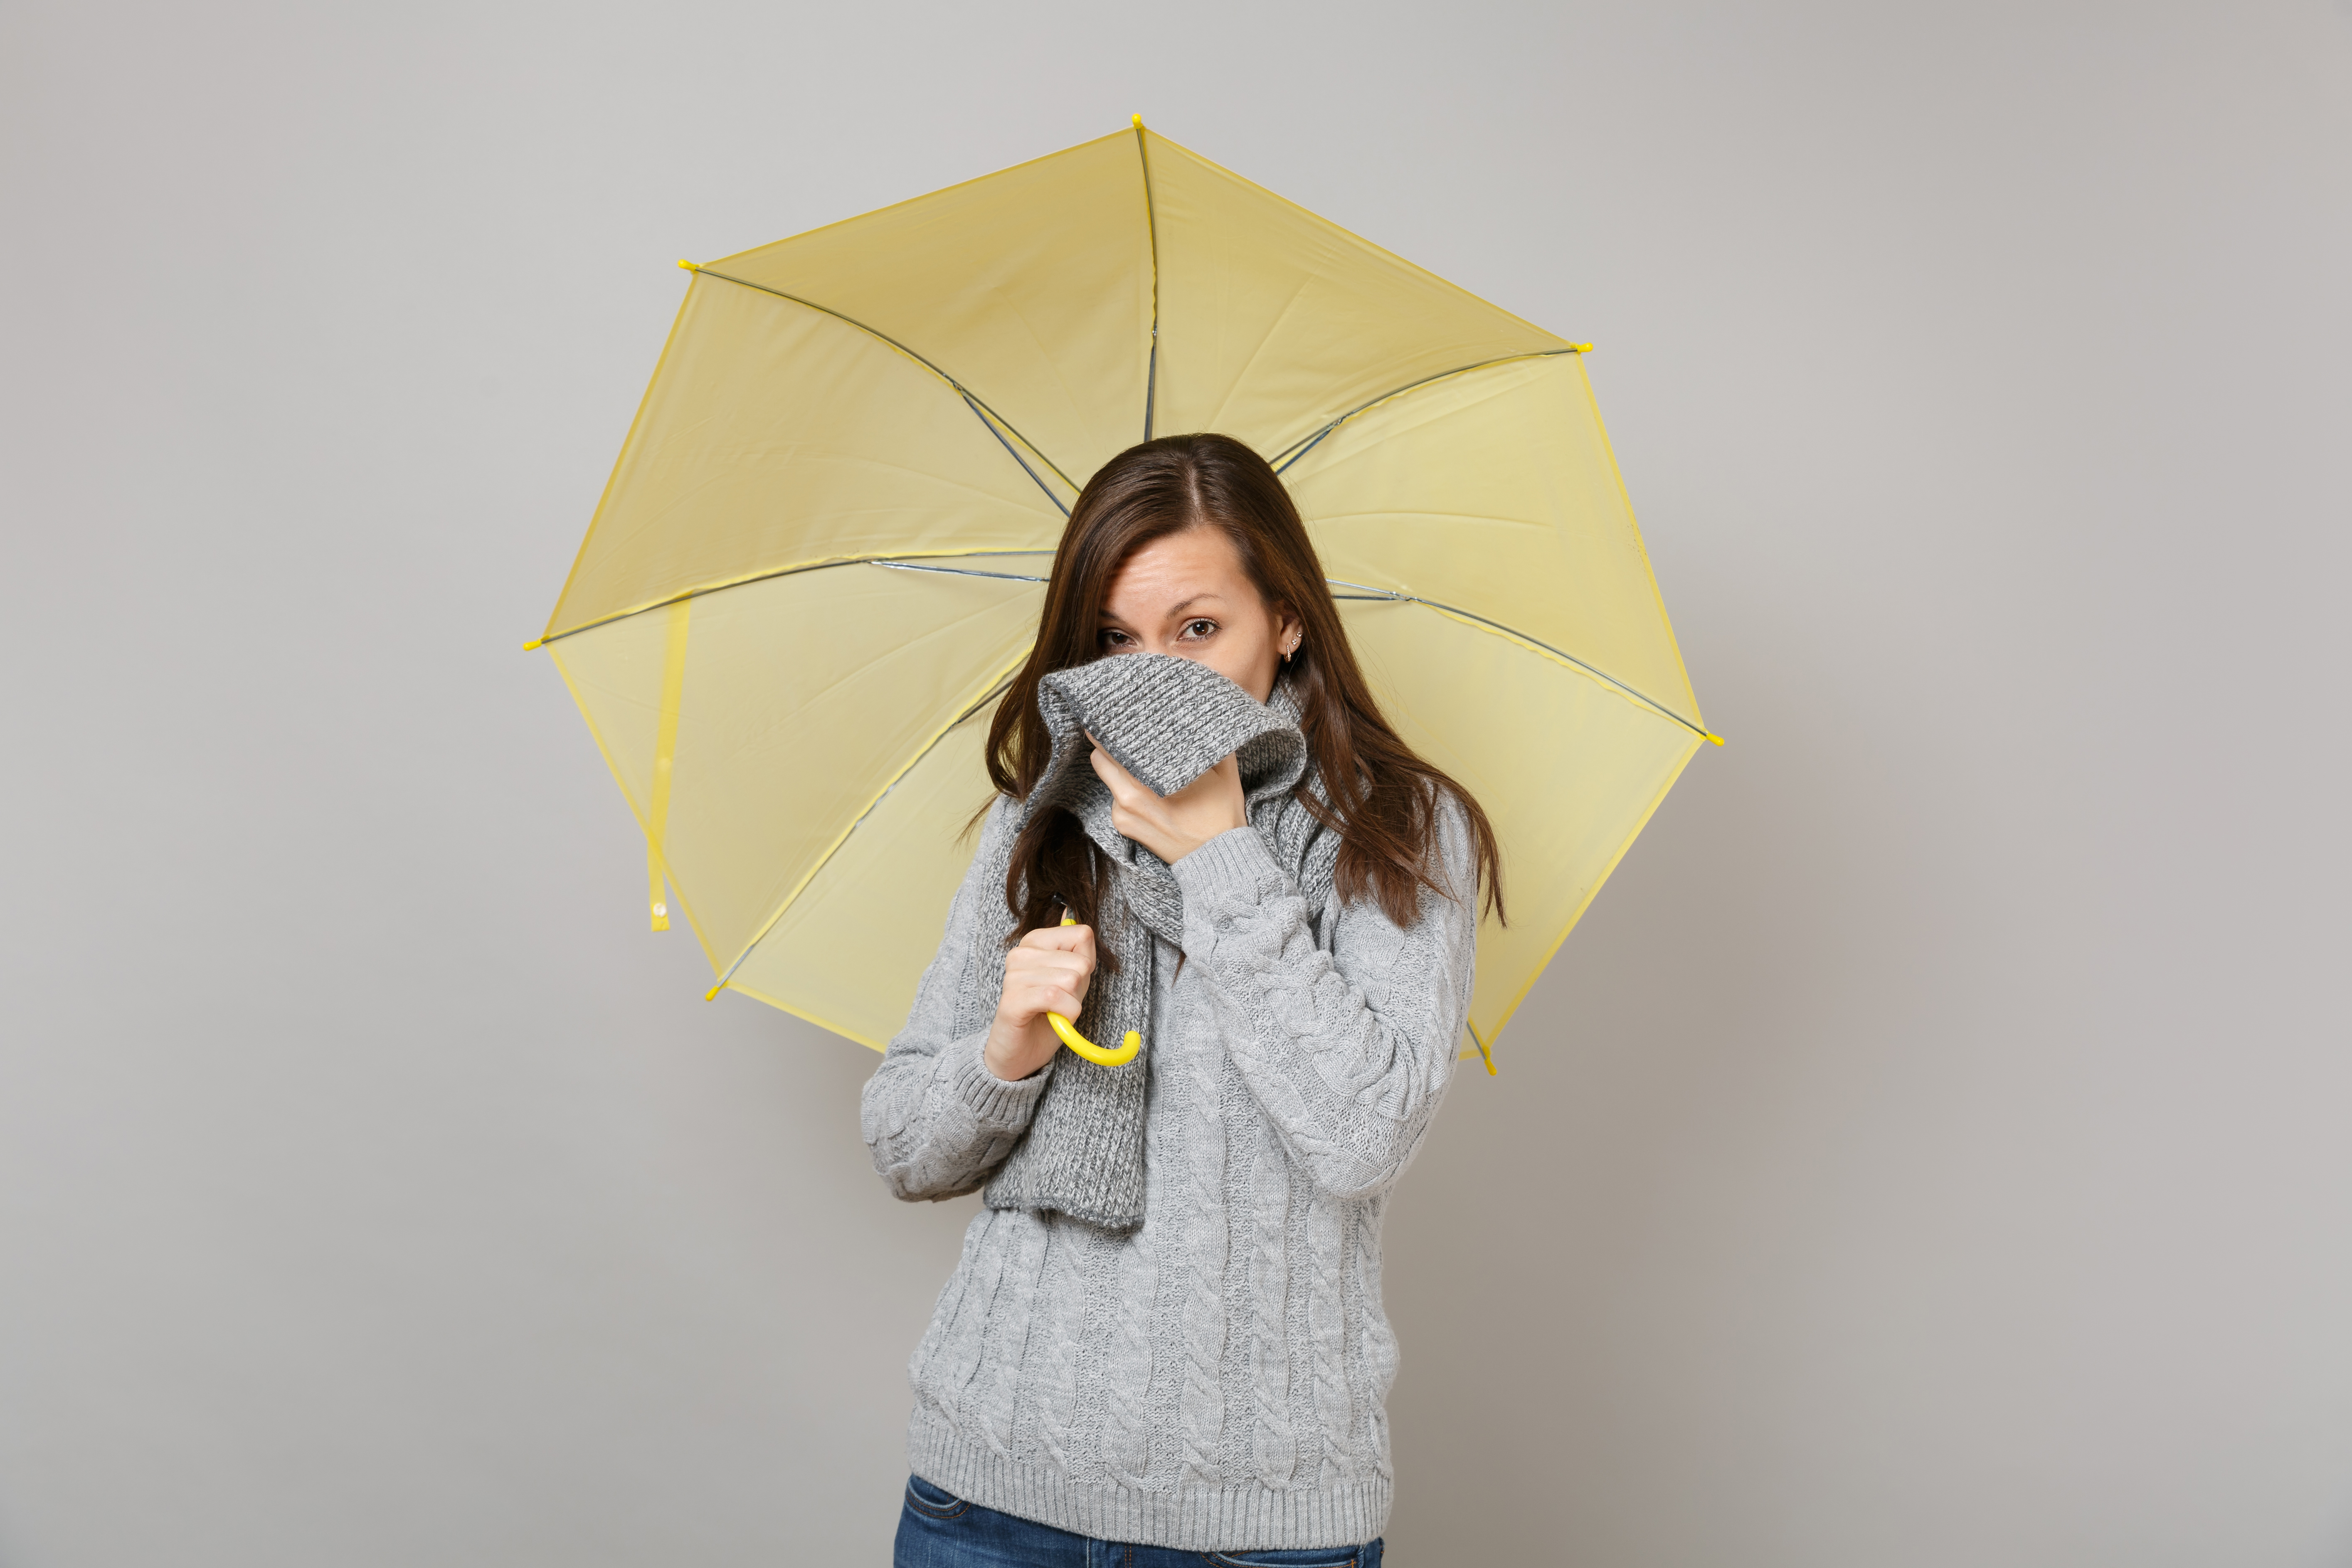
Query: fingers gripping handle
1051 913 1141 1067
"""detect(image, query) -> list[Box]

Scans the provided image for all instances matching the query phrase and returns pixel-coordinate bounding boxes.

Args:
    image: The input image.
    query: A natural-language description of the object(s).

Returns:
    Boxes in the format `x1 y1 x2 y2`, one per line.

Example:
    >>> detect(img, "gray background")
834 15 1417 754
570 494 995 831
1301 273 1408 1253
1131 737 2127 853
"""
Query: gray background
5 2 2348 1563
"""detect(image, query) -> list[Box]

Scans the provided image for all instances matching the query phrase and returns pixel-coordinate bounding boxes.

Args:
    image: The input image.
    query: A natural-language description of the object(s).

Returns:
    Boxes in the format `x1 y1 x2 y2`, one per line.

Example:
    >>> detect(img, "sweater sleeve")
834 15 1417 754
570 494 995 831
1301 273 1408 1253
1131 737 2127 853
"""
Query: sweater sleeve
860 796 1055 1202
1171 796 1479 1201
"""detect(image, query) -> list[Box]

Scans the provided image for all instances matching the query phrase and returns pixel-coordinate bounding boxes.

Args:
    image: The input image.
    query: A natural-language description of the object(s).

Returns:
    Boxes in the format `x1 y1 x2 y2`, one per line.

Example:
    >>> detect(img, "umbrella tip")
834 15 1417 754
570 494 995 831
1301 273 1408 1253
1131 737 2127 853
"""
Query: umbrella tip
704 982 723 1001
521 638 543 651
678 258 701 272
1704 731 1727 747
1132 113 1143 129
1570 342 1594 353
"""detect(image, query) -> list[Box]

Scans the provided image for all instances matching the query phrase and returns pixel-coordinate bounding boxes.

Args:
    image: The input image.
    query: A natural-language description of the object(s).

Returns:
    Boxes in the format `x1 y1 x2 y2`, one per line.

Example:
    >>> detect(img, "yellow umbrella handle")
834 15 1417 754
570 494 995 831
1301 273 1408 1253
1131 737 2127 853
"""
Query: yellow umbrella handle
1051 912 1141 1066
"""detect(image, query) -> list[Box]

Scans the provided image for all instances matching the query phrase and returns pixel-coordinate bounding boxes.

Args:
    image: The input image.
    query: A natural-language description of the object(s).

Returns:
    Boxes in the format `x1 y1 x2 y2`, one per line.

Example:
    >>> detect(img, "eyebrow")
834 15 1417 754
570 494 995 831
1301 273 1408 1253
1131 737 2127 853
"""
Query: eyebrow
1097 594 1227 621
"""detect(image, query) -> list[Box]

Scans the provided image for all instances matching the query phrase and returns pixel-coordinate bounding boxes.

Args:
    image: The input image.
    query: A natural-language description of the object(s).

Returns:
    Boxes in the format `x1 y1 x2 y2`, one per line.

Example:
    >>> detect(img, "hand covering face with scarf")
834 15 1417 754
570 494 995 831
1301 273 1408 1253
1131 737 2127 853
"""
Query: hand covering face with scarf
971 653 1342 1231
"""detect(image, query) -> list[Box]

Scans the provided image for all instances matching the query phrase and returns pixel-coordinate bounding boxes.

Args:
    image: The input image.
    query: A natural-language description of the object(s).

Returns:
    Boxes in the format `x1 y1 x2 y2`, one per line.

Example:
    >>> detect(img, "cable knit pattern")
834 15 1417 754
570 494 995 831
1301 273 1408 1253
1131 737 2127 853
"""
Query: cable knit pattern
861 790 1477 1552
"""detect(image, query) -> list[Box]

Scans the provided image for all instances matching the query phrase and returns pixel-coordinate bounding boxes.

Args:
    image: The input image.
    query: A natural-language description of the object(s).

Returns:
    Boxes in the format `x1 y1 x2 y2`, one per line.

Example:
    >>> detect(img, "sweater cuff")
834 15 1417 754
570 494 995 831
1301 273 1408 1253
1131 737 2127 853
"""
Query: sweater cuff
948 1033 1054 1128
1172 824 1289 907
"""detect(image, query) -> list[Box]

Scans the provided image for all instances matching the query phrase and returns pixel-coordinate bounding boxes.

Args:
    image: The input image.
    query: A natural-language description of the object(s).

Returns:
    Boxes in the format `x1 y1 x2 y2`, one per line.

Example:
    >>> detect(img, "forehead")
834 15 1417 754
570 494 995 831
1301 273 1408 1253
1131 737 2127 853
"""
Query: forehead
1103 527 1249 611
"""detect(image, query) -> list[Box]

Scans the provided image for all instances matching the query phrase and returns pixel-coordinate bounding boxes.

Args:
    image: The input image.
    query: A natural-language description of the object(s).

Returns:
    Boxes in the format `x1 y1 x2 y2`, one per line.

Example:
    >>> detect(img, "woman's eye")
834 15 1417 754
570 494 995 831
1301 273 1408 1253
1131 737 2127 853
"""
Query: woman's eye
1100 629 1132 649
1181 619 1216 639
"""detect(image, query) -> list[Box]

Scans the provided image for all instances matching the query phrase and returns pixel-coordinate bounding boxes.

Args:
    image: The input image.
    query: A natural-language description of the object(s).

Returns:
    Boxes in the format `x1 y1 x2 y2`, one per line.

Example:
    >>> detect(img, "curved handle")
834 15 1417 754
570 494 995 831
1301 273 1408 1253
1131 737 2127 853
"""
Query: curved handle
1050 912 1141 1066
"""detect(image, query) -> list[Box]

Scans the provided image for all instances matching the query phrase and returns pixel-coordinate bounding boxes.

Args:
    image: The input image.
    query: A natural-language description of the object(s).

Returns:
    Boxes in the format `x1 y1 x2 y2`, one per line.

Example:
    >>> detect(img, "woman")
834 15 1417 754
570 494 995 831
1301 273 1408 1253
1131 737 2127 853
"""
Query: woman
862 433 1503 1567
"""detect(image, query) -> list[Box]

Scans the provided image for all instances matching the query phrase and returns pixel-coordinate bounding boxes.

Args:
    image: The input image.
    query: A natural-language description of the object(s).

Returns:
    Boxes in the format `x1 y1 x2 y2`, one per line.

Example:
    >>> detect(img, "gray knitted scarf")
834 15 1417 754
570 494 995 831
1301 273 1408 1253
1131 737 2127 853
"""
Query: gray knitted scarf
966 653 1341 1232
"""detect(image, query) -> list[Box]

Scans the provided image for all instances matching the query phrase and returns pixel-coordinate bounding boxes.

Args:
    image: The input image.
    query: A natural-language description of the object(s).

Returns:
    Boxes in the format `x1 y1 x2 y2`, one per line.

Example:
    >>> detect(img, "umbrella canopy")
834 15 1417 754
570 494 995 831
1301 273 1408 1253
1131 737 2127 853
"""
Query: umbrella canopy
533 121 1716 1066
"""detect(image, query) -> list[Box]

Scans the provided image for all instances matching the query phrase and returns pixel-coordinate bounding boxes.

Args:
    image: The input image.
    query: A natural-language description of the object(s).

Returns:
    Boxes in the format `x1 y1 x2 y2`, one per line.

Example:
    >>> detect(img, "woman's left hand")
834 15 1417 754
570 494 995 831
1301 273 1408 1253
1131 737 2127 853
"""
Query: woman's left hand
1089 740 1246 865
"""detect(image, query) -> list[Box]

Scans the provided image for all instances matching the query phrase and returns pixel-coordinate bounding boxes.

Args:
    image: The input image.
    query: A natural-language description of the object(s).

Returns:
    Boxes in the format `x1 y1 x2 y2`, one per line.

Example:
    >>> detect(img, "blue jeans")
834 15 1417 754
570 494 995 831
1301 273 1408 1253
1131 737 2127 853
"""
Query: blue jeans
894 1474 1384 1567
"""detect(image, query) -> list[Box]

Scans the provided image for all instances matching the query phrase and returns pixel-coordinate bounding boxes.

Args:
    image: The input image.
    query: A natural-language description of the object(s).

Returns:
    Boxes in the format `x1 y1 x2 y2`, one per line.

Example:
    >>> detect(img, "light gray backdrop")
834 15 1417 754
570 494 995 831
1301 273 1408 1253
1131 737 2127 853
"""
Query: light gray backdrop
5 2 2348 1563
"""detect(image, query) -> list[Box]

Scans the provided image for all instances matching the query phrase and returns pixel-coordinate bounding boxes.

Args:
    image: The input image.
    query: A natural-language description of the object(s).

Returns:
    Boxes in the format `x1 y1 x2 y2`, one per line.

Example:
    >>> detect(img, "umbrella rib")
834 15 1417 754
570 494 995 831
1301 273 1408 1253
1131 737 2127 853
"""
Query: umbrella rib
1326 578 1720 743
536 550 1055 646
1269 348 1587 473
690 265 1082 507
1134 116 1160 442
872 560 1050 584
958 392 1071 517
705 660 1027 1001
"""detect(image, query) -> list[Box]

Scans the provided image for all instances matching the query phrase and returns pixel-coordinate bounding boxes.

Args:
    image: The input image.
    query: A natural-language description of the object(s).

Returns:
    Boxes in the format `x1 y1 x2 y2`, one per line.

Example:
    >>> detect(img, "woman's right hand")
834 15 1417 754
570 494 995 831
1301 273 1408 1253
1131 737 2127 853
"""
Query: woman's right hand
985 921 1097 1082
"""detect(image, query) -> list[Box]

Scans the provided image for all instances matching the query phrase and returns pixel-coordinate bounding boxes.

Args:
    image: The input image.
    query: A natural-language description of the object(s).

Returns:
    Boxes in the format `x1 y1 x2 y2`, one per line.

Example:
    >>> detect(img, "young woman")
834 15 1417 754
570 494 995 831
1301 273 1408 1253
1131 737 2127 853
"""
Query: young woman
862 433 1503 1567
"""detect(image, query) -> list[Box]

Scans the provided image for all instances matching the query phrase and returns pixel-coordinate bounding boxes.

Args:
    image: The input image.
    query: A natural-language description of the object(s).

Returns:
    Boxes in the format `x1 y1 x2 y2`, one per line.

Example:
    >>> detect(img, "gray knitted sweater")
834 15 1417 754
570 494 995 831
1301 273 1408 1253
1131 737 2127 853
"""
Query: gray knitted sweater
860 793 1477 1551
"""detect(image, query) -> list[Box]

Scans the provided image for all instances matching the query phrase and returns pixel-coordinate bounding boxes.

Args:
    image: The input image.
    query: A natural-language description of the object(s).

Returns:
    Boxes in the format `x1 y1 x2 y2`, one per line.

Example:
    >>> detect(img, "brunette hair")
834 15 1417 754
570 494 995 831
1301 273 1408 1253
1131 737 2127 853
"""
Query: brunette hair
984 432 1504 939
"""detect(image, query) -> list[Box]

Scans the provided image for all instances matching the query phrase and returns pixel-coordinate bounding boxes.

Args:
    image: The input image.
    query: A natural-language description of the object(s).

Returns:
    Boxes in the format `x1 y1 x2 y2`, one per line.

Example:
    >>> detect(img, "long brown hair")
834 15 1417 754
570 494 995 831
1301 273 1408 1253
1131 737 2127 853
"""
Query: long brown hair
985 433 1504 939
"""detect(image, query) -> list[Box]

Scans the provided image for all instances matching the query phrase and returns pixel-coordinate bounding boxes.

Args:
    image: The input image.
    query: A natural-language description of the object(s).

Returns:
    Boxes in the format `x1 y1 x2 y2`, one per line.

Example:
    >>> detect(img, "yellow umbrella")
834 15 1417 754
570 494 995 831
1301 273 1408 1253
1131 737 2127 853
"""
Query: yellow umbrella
531 120 1717 1070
